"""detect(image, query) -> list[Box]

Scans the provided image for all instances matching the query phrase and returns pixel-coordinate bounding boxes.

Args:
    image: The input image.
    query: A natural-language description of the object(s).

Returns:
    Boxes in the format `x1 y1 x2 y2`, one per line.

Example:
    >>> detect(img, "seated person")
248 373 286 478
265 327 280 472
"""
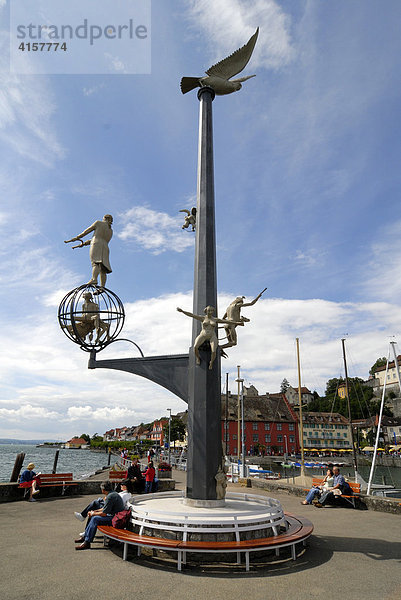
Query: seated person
127 458 144 494
314 466 352 507
18 463 40 502
75 481 125 550
74 479 132 526
302 468 334 505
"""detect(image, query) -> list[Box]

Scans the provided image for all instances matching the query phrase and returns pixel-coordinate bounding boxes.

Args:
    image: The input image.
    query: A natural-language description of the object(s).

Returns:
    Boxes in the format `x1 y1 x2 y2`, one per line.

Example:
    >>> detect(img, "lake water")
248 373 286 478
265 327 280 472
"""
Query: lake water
0 444 118 483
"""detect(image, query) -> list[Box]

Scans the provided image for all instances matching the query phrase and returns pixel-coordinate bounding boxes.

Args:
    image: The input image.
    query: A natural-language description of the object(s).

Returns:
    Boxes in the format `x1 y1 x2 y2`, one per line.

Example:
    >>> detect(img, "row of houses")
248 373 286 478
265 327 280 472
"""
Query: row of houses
103 421 167 446
101 383 401 455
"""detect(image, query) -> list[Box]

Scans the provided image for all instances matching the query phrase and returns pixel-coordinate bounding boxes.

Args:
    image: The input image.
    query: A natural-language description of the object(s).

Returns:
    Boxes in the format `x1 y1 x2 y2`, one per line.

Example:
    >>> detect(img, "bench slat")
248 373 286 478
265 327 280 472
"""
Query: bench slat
109 471 128 480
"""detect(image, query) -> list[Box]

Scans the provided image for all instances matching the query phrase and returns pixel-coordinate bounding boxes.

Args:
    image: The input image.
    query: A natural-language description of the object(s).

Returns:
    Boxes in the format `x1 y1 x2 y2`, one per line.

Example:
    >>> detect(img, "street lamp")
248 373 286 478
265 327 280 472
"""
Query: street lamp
284 434 288 461
166 408 171 466
235 368 245 478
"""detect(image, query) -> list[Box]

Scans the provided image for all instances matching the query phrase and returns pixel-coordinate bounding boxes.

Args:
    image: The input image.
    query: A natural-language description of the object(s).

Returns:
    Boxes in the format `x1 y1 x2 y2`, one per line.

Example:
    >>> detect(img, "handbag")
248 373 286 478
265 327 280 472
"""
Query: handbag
111 509 131 529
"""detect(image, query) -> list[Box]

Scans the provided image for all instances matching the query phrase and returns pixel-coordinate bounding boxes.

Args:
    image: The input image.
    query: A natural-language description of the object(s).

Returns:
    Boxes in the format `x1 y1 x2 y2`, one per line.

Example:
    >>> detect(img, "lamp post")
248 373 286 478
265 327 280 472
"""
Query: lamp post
167 408 171 466
284 434 288 461
236 369 245 478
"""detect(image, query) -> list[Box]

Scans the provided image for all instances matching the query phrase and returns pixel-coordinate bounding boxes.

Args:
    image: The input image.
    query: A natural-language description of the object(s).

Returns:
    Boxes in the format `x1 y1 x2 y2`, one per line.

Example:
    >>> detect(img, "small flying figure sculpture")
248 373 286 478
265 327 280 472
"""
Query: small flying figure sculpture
180 207 197 231
180 27 259 96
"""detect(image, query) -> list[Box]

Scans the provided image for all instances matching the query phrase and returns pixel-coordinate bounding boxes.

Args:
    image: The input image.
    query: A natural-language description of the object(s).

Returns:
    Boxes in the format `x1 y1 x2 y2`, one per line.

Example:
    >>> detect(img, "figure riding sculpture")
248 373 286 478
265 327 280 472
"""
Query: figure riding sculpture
220 288 267 352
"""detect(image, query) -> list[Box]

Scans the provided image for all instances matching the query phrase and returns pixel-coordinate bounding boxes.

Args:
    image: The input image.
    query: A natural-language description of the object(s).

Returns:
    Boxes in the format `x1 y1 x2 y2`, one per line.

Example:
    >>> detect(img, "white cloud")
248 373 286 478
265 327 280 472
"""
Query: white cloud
0 33 65 167
83 83 106 97
294 248 326 268
118 206 195 255
104 53 127 73
186 0 295 70
0 289 399 439
0 404 60 420
363 220 401 303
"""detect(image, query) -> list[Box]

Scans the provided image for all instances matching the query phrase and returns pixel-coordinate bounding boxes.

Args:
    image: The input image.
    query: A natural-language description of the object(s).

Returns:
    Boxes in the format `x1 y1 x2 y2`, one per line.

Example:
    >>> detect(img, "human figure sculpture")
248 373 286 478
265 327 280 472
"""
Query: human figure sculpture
64 214 113 287
180 207 196 231
63 292 110 344
220 288 267 351
176 305 242 370
181 28 259 96
215 466 227 500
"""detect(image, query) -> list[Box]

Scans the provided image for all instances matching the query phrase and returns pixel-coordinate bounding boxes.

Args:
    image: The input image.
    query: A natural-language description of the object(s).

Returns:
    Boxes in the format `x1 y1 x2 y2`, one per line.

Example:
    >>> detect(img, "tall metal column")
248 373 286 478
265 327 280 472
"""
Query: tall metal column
186 87 222 501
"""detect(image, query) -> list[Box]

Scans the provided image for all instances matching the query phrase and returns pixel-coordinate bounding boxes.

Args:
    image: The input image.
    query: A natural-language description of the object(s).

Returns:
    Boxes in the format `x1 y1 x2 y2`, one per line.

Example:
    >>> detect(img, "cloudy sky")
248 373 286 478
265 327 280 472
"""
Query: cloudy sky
1 0 401 440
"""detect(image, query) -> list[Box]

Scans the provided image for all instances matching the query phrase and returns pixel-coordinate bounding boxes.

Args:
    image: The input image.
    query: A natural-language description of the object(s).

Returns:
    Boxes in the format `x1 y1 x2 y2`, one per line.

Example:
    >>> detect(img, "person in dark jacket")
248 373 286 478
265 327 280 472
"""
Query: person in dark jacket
127 459 144 494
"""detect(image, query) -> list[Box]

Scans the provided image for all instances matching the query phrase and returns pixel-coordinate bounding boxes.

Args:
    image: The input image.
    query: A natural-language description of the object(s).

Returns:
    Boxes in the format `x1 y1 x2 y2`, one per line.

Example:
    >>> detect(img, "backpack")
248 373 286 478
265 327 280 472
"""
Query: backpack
111 509 131 529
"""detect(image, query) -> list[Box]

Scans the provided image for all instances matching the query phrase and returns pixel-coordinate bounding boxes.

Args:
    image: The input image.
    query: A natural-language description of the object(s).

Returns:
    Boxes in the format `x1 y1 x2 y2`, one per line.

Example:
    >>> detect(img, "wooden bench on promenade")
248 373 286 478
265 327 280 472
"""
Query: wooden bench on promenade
97 512 313 572
36 473 77 495
308 477 361 508
109 470 128 486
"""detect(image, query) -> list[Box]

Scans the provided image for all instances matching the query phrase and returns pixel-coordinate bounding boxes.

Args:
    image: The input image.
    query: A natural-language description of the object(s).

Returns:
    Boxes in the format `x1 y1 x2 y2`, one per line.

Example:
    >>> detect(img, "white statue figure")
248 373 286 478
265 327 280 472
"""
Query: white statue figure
215 466 227 500
176 305 242 370
64 214 113 287
181 28 259 96
220 288 267 351
63 292 110 344
180 207 196 231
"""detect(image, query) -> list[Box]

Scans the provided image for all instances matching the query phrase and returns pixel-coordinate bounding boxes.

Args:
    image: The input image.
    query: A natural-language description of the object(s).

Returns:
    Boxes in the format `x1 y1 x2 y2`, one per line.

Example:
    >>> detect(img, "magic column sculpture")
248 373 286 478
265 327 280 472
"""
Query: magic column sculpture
81 28 259 504
186 87 220 503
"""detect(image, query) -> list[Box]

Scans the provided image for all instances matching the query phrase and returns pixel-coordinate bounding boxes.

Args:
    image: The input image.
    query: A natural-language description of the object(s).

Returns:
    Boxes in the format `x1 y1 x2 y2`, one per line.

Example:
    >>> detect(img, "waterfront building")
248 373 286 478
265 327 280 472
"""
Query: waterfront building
221 387 299 456
64 437 89 449
301 412 352 452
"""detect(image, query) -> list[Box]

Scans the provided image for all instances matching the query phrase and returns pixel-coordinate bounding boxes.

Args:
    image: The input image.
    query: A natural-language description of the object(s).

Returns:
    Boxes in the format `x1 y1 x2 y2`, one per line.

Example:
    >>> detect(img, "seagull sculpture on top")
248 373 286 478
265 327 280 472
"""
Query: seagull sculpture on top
180 27 259 96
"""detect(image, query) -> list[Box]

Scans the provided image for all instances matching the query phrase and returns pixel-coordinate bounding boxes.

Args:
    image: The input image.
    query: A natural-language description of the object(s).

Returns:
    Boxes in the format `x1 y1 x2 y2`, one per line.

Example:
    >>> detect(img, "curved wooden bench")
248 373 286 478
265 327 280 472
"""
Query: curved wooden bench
98 512 313 571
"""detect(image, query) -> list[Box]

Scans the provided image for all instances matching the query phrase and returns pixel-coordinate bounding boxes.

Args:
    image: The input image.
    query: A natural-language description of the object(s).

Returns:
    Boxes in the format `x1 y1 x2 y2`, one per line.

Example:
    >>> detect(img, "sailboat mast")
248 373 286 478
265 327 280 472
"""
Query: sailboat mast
367 346 390 495
341 338 358 480
296 338 305 478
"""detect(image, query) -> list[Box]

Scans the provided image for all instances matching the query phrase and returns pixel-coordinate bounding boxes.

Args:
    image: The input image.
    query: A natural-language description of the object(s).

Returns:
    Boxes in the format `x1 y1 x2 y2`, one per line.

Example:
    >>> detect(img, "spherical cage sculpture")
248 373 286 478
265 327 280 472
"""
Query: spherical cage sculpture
58 284 125 352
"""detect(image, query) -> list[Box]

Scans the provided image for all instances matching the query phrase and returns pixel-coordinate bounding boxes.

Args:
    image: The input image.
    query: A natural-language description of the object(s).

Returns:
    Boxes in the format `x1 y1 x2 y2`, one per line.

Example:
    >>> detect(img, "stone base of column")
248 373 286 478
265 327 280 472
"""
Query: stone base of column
183 497 226 508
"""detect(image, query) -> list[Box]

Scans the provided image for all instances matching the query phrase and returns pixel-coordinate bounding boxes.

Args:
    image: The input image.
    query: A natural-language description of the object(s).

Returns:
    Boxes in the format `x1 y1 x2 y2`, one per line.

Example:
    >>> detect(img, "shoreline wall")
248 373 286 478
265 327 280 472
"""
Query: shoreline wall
0 478 175 503
240 478 401 515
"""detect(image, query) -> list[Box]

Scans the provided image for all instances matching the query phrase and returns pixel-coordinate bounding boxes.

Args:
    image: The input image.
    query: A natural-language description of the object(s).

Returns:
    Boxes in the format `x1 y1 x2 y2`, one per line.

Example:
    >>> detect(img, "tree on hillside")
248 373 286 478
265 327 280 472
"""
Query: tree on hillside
306 377 392 419
163 417 186 448
369 357 387 376
280 378 290 393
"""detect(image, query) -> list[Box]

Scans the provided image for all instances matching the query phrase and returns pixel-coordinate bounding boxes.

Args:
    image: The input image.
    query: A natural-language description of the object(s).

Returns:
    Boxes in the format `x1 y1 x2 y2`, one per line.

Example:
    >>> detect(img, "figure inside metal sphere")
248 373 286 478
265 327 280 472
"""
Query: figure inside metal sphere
177 305 241 370
64 214 113 287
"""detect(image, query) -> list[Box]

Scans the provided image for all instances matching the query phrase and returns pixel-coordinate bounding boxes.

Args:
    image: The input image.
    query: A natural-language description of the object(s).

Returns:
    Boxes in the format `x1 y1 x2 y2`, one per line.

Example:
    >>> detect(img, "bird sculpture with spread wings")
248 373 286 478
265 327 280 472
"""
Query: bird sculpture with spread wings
181 27 259 96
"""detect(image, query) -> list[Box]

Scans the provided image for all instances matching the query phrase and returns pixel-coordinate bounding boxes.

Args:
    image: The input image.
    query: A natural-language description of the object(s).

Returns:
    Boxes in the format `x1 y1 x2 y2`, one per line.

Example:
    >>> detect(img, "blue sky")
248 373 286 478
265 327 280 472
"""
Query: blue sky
1 0 401 440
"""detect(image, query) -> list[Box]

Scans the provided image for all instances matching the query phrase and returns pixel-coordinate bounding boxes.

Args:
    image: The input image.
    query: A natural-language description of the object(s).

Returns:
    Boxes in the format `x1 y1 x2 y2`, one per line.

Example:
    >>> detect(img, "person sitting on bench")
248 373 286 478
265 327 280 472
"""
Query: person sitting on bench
75 481 125 550
74 479 132 525
302 468 334 505
19 463 40 502
314 466 352 507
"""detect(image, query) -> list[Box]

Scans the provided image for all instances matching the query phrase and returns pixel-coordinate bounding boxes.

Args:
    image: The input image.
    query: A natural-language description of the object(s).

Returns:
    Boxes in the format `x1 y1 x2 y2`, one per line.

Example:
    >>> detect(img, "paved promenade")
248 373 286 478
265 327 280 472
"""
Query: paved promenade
1 468 399 600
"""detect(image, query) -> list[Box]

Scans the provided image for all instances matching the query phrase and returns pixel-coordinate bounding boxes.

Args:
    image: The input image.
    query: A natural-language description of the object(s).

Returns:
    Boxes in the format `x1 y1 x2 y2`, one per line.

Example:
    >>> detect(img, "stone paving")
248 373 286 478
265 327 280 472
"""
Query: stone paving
0 467 400 600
